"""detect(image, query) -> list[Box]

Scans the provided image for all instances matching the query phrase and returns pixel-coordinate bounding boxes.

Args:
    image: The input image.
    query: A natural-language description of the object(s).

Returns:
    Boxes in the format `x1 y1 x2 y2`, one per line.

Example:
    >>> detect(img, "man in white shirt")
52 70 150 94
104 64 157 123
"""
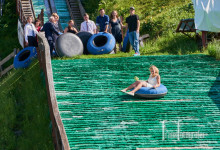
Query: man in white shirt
24 17 38 47
80 13 96 34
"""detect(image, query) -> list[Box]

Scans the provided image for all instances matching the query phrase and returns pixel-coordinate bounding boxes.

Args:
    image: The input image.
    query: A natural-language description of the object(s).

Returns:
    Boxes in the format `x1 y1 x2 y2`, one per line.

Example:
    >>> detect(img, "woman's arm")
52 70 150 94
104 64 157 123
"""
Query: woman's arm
73 27 78 33
153 75 161 88
109 23 112 33
64 27 68 33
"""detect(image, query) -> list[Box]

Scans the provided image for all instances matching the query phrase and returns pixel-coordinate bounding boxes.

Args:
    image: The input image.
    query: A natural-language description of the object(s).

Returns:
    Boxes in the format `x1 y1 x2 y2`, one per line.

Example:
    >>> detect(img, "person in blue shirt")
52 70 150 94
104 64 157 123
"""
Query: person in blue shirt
96 8 109 33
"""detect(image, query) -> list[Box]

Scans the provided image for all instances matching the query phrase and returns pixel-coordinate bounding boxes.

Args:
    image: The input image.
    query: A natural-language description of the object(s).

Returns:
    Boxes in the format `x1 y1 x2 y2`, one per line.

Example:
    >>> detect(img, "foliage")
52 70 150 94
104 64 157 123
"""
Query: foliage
0 60 53 150
0 0 21 59
207 40 220 60
80 0 200 56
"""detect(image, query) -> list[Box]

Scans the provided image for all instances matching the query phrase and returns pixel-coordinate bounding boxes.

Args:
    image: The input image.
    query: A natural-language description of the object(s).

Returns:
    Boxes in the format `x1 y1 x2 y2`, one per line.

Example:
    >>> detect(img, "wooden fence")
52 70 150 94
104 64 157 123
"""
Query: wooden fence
0 49 19 78
37 32 70 150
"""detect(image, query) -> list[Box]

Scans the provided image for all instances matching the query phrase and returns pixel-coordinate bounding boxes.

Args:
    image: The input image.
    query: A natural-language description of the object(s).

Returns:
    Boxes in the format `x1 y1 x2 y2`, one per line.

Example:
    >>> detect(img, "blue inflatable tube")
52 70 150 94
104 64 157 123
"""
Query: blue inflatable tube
122 30 130 52
87 32 116 55
133 84 168 99
13 47 37 69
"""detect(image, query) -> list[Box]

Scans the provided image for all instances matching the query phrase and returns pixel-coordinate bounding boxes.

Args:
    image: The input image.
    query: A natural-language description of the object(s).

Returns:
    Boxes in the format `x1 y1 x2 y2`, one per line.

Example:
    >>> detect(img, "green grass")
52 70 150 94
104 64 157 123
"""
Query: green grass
207 40 220 60
0 60 53 150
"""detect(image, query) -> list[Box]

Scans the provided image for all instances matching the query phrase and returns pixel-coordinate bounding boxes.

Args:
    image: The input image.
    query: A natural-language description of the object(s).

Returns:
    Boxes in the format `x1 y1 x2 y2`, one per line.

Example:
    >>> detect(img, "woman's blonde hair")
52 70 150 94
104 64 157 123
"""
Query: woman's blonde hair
149 65 159 75
52 13 59 19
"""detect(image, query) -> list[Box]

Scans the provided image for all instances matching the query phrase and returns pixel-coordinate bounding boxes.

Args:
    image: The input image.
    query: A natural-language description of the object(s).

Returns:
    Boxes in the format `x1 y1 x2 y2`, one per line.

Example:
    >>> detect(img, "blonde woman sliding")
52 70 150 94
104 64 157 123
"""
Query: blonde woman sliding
121 65 161 96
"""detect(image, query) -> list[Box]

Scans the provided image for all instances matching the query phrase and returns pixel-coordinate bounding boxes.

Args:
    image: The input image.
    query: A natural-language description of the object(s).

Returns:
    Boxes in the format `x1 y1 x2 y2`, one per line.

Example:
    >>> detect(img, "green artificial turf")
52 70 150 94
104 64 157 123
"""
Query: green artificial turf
52 54 220 149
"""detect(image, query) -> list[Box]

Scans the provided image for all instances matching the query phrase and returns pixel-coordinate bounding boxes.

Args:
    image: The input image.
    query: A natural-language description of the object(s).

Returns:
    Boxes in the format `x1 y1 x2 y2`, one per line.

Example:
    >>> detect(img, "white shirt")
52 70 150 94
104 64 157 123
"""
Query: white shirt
24 23 38 42
80 20 96 34
148 75 158 86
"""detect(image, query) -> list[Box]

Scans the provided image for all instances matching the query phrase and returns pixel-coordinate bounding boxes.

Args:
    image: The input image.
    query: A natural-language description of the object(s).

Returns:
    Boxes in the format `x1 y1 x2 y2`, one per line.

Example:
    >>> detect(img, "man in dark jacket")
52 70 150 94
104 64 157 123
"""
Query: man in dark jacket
41 16 61 56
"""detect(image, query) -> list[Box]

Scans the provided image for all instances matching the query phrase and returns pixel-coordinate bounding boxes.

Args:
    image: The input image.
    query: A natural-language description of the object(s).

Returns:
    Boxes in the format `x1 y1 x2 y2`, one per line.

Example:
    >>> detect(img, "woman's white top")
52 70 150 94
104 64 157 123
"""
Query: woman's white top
24 23 38 42
147 75 158 86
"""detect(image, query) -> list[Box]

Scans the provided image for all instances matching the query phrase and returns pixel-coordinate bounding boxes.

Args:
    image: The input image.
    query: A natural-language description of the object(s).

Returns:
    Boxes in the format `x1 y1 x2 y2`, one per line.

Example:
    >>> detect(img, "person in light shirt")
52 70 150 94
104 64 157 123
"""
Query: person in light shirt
80 13 96 34
24 16 38 47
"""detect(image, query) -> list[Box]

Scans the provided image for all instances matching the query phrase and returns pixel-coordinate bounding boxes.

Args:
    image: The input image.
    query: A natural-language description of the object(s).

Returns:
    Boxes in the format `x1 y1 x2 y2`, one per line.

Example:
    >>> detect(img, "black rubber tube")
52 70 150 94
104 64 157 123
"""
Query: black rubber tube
76 31 93 54
55 33 83 57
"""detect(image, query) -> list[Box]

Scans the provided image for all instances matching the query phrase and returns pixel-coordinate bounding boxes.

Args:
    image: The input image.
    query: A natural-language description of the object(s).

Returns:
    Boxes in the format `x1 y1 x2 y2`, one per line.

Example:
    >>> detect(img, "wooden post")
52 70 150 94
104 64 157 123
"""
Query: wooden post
202 31 207 48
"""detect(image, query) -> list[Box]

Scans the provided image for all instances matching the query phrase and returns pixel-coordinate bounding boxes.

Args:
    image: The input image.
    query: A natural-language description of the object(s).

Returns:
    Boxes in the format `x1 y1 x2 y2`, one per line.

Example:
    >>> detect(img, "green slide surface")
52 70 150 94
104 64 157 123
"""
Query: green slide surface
53 0 71 30
52 55 220 149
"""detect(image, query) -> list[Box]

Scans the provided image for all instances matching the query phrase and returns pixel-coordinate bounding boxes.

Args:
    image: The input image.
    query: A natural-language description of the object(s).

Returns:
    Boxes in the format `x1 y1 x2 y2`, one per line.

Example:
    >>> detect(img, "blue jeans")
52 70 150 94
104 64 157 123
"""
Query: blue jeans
128 31 139 53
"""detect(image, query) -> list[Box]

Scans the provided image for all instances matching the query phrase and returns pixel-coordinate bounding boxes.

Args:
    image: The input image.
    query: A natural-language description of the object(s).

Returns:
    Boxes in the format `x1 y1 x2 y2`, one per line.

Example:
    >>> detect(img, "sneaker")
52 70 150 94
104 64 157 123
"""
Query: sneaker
127 92 135 96
133 53 140 56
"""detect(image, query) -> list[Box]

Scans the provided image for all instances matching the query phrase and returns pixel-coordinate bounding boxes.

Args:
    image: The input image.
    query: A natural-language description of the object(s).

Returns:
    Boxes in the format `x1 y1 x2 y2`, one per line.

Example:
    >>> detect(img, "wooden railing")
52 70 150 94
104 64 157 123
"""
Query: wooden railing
16 0 37 26
37 9 44 25
77 0 86 18
0 49 19 78
65 0 85 30
37 32 70 150
29 0 36 19
16 0 27 26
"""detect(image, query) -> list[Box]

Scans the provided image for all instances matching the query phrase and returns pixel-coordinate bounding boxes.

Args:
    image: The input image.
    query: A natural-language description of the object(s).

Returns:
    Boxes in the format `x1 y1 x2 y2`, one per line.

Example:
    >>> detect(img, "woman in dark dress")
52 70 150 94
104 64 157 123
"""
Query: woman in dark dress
109 10 124 53
64 20 78 34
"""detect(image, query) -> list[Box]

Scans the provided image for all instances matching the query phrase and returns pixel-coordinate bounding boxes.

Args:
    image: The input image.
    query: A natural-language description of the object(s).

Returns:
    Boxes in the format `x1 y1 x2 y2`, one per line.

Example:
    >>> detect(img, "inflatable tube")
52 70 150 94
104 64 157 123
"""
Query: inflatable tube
76 31 93 55
87 32 116 55
13 47 37 69
55 33 83 57
133 84 168 99
122 30 131 52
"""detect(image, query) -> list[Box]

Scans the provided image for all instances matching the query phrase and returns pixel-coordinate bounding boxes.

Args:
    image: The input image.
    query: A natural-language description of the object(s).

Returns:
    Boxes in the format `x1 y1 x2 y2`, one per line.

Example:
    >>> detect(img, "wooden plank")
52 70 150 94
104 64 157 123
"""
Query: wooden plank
37 32 70 150
1 64 14 76
0 52 15 66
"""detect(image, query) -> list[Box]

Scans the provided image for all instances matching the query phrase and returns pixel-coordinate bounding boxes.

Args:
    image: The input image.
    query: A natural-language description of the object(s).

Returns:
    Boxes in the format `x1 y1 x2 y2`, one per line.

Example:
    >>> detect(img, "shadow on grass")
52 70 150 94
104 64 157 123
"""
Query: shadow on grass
209 72 220 110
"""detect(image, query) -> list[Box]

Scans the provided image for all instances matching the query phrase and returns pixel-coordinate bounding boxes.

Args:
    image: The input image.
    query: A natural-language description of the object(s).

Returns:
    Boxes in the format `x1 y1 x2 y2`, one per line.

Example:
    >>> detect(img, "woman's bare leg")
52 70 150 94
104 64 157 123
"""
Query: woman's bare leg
121 81 140 92
130 82 143 93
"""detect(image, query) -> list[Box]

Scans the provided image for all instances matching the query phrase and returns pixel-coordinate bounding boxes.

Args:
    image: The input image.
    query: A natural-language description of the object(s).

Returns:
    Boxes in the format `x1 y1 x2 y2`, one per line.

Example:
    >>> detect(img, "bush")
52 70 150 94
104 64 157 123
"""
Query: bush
0 0 21 59
207 40 220 60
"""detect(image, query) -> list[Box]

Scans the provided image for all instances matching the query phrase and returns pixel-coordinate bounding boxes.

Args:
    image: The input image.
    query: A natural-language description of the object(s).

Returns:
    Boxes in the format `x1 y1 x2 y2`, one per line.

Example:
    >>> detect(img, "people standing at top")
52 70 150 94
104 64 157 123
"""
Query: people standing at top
125 7 140 56
41 16 61 56
24 16 38 47
109 10 123 53
34 19 41 32
80 13 96 34
64 20 78 34
96 8 109 33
